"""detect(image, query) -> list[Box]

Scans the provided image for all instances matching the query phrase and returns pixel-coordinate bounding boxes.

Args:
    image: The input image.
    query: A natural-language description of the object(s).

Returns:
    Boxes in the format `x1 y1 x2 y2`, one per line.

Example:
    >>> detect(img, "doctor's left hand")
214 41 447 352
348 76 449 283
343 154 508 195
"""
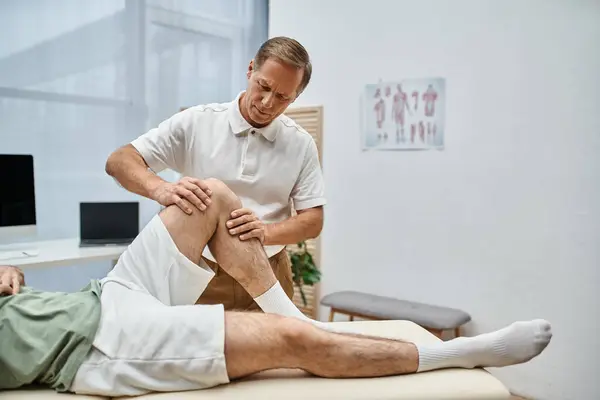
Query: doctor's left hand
0 265 25 296
226 208 266 243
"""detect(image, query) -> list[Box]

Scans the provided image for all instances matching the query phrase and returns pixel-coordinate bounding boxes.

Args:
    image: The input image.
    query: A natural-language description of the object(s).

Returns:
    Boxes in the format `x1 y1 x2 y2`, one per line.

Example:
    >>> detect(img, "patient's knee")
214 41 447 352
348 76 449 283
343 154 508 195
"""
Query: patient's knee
158 178 241 225
278 317 324 355
204 178 242 211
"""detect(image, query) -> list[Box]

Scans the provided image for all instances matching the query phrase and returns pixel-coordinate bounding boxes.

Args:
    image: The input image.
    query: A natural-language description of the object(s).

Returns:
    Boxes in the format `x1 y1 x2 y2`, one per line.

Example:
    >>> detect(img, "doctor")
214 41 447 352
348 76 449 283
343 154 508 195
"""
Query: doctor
105 36 324 310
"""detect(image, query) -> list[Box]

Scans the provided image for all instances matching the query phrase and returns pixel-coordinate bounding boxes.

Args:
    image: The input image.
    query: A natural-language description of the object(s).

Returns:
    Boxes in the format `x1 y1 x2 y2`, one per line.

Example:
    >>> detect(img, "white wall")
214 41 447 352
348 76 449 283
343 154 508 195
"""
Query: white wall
269 1 600 399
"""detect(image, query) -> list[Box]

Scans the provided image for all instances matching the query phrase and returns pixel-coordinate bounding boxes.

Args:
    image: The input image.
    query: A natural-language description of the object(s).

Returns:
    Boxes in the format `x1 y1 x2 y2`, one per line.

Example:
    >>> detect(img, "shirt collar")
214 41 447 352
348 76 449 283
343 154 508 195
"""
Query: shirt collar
228 91 279 142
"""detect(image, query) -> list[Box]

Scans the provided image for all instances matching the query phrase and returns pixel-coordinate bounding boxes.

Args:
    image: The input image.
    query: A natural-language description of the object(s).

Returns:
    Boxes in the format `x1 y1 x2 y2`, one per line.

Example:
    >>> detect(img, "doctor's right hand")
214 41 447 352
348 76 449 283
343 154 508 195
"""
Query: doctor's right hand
151 177 212 214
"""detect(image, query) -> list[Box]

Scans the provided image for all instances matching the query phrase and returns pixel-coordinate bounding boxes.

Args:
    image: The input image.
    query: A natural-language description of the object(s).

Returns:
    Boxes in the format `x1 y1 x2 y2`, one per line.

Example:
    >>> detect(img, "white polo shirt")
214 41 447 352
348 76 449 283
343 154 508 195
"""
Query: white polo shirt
131 91 326 261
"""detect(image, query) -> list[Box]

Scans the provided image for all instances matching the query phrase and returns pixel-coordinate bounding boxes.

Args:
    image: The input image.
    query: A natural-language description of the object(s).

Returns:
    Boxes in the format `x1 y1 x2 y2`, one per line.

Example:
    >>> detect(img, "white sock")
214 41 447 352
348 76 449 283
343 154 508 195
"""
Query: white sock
254 282 362 334
416 319 552 372
254 281 308 320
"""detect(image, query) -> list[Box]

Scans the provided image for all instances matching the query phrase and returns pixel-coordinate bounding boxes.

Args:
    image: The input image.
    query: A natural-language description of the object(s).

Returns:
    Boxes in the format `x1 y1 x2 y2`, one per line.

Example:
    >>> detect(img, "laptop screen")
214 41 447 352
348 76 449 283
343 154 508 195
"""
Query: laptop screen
80 202 139 241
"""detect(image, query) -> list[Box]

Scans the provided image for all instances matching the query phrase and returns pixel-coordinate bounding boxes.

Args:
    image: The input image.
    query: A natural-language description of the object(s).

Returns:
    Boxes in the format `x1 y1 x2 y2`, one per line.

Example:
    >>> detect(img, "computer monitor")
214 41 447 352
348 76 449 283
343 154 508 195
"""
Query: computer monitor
0 154 37 241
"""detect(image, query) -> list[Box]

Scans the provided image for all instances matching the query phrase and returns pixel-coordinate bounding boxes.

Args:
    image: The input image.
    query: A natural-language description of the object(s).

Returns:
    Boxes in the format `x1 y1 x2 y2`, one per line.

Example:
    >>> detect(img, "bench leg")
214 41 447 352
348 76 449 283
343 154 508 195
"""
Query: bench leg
454 327 461 338
328 309 359 322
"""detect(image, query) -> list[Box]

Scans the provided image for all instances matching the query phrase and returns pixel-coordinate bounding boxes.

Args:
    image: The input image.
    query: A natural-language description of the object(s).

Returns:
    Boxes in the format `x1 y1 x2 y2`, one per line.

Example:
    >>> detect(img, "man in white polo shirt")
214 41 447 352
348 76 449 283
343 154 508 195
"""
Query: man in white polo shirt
105 36 323 310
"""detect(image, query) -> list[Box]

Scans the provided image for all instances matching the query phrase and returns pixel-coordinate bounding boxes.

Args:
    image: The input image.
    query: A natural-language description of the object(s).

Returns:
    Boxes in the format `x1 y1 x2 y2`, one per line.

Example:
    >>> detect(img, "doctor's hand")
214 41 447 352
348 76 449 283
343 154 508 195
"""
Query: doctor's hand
227 208 266 243
0 265 25 296
151 177 212 214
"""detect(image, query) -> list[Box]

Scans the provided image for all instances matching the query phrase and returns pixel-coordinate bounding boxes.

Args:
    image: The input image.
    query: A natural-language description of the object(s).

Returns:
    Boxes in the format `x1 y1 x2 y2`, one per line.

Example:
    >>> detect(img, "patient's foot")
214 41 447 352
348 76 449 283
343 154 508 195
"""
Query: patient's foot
417 319 552 372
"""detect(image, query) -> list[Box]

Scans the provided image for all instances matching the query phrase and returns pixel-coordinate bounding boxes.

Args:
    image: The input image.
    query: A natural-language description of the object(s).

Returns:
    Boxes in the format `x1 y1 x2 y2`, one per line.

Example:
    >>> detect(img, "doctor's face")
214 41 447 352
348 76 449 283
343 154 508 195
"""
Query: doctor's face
240 57 303 127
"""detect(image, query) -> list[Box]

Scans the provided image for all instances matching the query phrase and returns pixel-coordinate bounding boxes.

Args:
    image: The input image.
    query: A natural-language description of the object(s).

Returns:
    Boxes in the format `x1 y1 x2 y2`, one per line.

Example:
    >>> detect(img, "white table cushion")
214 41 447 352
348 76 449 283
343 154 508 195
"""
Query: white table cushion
0 320 511 400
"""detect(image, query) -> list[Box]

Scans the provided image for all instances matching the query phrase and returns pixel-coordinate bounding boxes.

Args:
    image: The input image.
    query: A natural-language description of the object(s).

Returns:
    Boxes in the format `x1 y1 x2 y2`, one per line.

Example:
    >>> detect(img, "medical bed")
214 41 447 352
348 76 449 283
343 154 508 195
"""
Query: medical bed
0 320 511 400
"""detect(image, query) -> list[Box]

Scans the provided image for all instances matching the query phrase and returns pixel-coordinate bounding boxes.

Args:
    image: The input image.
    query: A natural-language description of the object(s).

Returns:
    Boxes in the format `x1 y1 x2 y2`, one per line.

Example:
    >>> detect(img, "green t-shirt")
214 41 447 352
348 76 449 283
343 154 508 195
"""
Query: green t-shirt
0 279 102 392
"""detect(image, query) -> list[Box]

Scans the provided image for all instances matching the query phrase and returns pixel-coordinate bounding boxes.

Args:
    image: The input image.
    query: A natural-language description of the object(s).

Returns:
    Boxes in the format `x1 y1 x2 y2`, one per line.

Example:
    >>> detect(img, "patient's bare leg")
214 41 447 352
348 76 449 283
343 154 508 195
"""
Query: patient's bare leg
224 312 418 380
158 178 276 298
166 181 313 317
224 312 553 380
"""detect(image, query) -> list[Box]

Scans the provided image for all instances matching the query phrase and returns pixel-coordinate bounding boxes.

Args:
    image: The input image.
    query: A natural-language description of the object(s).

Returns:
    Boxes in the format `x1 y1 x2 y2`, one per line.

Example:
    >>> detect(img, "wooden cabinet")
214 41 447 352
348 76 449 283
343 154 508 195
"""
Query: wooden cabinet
283 105 324 319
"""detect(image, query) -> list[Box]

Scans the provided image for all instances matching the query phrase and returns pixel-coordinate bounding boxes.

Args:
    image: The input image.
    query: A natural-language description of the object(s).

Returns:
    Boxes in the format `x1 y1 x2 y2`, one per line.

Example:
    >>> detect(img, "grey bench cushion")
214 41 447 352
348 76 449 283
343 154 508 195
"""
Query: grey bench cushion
321 291 471 330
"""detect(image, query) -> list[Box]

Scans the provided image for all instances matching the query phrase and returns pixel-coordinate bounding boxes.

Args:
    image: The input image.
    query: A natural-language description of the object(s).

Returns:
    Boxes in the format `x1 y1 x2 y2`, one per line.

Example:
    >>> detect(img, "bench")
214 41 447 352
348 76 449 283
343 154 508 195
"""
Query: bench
320 291 471 338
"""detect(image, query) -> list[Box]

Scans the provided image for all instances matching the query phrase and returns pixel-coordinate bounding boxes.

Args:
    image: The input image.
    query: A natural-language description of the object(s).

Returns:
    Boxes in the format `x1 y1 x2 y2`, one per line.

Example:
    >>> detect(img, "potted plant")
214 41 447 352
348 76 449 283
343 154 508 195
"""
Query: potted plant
288 241 321 306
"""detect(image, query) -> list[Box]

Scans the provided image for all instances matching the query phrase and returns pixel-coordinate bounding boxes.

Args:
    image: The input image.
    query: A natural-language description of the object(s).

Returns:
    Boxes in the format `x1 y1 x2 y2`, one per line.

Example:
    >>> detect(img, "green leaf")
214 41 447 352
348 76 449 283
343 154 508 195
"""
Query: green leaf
288 240 322 288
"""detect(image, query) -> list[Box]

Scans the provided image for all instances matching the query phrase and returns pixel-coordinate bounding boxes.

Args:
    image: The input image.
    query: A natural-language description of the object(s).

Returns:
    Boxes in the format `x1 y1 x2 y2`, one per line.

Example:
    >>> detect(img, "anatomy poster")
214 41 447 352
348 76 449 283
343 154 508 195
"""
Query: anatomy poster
361 78 445 151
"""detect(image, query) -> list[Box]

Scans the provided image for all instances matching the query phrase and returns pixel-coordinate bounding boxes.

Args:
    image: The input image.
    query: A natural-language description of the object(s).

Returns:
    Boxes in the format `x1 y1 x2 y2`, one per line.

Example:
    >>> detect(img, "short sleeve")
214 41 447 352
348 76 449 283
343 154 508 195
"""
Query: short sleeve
130 109 194 174
291 138 327 210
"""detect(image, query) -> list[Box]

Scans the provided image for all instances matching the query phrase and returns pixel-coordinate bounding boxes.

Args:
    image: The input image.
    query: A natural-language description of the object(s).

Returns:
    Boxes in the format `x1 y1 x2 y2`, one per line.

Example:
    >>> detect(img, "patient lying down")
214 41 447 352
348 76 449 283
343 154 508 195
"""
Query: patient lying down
0 179 552 397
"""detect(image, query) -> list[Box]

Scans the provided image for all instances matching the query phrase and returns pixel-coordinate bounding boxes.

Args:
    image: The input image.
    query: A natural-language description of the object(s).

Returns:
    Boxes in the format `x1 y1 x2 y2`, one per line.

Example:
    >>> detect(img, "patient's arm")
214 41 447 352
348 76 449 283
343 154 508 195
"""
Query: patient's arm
0 265 25 295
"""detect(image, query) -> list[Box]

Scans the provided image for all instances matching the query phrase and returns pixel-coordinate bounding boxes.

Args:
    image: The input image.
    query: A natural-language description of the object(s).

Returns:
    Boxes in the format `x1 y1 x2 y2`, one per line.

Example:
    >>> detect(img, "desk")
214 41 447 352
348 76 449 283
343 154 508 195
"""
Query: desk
0 239 127 269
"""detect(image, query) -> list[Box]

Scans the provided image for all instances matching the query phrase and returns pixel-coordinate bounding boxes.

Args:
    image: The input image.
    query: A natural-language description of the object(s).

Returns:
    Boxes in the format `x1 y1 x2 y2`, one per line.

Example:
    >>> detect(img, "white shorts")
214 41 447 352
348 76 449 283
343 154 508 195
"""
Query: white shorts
70 215 230 397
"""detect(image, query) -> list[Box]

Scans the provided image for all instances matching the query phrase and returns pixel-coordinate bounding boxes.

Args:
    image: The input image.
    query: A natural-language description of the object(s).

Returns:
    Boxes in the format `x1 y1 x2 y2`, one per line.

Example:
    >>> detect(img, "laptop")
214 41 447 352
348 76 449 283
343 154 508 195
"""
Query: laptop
79 202 139 247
